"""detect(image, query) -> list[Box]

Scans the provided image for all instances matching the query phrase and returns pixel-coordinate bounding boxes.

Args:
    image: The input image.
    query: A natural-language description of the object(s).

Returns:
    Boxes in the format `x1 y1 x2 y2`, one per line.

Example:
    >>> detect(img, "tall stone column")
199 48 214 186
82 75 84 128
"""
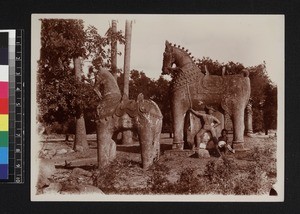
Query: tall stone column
111 20 118 80
122 20 133 145
245 99 254 136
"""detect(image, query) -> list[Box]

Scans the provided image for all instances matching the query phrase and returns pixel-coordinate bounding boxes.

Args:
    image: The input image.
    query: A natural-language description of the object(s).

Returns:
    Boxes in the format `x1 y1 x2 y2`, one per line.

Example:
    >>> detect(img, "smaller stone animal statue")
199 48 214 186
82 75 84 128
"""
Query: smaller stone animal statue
94 68 163 169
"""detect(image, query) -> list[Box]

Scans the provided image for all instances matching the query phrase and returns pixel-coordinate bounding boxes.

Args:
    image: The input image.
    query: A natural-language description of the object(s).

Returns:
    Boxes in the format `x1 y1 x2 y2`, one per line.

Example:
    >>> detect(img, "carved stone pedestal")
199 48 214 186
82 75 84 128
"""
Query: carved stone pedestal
171 142 184 150
246 133 255 137
232 142 250 152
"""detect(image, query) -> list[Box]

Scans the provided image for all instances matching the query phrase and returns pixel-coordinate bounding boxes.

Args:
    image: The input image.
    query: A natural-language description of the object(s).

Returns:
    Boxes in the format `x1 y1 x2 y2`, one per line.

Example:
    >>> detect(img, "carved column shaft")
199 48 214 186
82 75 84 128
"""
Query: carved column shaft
245 102 253 134
111 20 118 80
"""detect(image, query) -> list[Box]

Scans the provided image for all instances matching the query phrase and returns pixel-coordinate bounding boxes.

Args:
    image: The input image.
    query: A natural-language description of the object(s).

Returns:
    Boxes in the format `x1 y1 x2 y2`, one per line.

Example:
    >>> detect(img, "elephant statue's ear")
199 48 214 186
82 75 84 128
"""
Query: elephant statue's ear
137 93 144 102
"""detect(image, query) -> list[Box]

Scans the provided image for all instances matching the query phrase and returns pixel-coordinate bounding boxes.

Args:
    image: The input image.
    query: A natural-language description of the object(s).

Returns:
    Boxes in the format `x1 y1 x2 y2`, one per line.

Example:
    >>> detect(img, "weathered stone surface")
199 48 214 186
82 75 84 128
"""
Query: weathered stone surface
71 168 93 177
161 40 251 148
164 149 194 157
75 145 84 153
232 142 250 152
94 69 163 170
245 99 253 135
56 148 68 155
195 149 210 158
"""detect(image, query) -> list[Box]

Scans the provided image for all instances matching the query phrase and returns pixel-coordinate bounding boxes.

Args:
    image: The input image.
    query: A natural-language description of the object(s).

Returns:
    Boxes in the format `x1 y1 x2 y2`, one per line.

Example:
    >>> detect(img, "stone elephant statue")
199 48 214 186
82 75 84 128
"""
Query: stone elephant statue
94 68 163 169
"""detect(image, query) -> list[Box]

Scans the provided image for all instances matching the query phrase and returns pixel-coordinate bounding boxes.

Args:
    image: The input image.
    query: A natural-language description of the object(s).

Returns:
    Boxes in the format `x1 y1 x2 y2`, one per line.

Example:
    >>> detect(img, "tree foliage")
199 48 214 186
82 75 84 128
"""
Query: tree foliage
38 19 126 135
263 83 277 133
85 25 125 71
38 19 88 126
196 57 245 75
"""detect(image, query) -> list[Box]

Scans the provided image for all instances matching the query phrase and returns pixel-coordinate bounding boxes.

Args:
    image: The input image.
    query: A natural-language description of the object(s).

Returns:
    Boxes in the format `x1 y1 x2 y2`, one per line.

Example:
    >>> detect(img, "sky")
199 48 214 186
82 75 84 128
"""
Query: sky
31 14 284 85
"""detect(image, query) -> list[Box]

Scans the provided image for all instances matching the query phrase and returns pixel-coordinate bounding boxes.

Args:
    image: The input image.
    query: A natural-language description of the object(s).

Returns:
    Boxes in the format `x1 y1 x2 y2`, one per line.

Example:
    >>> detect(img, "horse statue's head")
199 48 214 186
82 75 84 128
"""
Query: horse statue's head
161 40 195 76
161 41 175 75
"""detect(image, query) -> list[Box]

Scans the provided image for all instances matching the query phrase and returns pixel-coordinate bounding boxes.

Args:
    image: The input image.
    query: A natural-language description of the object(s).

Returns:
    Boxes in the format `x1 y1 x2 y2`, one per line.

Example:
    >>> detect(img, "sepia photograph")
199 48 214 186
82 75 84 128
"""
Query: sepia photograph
31 14 284 201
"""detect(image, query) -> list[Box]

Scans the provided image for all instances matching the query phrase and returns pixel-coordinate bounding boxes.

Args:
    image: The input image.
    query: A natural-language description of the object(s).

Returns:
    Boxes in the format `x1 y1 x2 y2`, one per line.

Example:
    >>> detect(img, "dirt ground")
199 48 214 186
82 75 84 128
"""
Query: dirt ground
35 132 277 195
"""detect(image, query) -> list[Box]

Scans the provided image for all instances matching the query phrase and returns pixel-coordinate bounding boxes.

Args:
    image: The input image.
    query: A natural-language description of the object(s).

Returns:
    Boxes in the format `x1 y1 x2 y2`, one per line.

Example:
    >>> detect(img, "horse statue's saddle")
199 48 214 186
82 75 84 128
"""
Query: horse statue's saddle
200 74 225 93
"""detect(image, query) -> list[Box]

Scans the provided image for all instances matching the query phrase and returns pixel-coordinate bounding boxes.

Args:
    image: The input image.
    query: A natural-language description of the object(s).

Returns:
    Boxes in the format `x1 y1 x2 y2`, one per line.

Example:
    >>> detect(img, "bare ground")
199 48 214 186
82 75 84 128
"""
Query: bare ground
35 133 277 195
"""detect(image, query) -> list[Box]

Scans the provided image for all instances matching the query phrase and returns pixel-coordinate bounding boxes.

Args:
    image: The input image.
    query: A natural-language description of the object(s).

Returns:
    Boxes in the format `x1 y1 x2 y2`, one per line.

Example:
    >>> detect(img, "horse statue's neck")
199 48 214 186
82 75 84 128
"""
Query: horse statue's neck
173 47 195 69
168 47 204 90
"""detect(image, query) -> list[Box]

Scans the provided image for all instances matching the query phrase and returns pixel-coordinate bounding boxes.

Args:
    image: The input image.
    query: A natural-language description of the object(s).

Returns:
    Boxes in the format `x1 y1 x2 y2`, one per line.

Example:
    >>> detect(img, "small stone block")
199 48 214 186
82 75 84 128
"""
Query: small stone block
195 149 210 158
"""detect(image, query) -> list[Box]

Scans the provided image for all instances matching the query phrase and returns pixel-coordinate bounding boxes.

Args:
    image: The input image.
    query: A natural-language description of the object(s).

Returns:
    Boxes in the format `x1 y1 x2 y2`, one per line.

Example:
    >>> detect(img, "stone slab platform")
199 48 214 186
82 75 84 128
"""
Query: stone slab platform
55 157 97 170
163 149 195 157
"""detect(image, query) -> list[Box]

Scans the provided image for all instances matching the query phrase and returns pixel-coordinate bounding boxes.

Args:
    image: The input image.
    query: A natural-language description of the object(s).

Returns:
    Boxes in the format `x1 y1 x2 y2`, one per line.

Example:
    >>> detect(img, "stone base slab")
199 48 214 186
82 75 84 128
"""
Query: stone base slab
164 149 194 157
232 142 250 152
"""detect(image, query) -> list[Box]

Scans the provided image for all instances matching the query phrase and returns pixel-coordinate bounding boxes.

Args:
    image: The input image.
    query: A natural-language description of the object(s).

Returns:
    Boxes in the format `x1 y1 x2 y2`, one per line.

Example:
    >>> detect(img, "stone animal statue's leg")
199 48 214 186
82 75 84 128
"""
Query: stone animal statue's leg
152 118 162 162
232 108 246 150
96 118 116 168
138 126 154 169
137 116 162 170
172 103 186 150
185 112 201 149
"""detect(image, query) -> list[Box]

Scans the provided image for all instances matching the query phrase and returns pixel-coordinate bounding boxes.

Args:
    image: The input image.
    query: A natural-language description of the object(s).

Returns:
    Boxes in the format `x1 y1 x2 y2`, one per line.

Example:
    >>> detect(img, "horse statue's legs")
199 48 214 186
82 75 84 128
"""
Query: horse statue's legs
172 102 186 150
232 108 246 150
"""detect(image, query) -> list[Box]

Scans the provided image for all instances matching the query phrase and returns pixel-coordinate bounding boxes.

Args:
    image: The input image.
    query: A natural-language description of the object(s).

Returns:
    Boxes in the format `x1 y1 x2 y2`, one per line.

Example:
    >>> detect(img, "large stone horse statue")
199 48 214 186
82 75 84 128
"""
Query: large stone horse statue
161 41 251 151
94 68 163 169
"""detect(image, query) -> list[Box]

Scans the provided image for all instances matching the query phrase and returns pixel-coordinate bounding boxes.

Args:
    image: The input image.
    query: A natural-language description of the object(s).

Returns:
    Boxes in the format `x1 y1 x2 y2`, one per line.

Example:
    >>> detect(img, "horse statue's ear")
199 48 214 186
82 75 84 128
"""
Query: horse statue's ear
137 93 144 102
165 41 173 51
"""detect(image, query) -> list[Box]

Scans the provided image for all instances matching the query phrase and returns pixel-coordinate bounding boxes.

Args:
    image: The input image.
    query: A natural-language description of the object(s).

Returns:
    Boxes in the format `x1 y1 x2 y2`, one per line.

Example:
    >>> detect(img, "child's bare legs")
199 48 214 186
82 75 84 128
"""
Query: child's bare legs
195 129 207 149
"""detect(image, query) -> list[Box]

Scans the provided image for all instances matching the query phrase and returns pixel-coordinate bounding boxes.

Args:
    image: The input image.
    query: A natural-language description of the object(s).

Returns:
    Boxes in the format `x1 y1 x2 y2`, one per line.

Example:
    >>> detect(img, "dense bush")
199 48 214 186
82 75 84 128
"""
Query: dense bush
94 144 276 195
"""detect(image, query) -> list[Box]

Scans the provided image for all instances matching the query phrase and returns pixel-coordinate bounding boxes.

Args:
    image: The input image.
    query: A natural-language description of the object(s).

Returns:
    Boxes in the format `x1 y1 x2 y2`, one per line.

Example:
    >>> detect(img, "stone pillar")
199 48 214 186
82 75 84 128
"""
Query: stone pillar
111 20 118 80
245 100 254 136
122 20 133 145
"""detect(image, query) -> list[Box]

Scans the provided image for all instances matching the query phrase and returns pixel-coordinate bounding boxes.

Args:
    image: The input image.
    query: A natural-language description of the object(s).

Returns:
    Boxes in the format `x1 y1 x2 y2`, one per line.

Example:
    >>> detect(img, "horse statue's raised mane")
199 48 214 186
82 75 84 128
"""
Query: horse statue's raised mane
162 41 249 92
161 40 251 151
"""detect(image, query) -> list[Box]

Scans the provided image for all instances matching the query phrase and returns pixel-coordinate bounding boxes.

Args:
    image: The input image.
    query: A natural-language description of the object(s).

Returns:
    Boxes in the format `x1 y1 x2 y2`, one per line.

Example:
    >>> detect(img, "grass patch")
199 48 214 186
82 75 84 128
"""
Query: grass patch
94 143 276 195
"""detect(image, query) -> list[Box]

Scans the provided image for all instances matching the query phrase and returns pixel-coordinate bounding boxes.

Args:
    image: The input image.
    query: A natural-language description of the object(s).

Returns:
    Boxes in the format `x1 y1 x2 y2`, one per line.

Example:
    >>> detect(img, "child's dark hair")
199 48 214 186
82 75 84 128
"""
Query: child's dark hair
221 129 227 134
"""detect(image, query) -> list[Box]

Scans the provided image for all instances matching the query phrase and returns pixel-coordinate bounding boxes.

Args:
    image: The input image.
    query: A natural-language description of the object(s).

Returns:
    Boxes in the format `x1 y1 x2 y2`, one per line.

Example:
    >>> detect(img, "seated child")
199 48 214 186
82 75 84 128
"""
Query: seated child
218 129 235 154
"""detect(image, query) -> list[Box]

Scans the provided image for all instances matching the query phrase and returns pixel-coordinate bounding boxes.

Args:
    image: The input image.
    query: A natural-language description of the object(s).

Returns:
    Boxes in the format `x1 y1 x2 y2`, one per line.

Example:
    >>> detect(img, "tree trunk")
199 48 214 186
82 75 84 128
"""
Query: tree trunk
111 20 118 80
73 57 88 152
265 129 269 135
65 134 69 142
122 20 133 145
